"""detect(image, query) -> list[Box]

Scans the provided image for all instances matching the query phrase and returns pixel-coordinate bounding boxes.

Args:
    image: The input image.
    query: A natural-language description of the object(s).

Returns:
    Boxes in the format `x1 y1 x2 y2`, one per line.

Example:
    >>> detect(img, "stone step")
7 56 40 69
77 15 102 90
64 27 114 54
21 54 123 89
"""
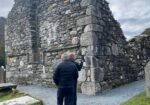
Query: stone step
0 83 17 91
0 96 41 105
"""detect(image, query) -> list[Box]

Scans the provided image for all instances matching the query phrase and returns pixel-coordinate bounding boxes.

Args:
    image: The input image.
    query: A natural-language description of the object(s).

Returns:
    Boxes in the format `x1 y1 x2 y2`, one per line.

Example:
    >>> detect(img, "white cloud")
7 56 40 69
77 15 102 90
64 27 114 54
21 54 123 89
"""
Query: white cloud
107 0 150 39
0 0 14 17
0 0 150 39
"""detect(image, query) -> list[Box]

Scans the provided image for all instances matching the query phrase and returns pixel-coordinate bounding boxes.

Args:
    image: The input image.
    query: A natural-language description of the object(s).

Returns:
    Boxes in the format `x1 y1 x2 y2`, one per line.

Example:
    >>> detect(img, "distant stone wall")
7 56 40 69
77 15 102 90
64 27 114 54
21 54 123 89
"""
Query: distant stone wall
127 33 150 80
6 0 138 95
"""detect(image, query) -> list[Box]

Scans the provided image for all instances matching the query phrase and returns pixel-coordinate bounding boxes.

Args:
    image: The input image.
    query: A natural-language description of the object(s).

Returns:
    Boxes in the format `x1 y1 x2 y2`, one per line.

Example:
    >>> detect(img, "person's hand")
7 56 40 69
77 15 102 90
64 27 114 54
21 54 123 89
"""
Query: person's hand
81 55 85 62
79 59 83 65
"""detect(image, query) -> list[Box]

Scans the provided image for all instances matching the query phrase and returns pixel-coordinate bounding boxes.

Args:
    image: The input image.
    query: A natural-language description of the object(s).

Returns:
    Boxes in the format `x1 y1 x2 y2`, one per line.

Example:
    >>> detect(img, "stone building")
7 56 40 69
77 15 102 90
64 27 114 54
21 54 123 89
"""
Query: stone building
5 0 137 95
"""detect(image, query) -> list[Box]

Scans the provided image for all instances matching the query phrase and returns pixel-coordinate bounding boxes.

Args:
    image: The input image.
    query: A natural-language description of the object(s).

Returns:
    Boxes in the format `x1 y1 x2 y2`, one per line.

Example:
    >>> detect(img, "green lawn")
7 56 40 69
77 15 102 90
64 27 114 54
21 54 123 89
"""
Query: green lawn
122 92 150 105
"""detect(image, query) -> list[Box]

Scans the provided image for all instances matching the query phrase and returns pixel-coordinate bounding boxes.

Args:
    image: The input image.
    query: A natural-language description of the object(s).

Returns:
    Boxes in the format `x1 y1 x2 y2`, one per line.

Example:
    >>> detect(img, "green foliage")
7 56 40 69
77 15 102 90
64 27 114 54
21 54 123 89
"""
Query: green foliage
122 92 150 105
0 41 5 67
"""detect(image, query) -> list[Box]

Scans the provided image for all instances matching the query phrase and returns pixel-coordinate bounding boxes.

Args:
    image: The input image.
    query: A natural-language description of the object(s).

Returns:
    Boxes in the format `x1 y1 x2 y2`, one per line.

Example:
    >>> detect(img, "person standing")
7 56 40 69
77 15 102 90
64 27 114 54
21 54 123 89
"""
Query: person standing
68 52 83 105
53 53 79 105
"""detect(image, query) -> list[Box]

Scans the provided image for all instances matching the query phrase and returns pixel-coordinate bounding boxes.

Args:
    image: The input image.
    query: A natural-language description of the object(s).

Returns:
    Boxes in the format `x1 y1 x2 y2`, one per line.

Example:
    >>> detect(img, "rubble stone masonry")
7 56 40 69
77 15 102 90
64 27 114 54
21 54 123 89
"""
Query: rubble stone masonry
5 0 143 95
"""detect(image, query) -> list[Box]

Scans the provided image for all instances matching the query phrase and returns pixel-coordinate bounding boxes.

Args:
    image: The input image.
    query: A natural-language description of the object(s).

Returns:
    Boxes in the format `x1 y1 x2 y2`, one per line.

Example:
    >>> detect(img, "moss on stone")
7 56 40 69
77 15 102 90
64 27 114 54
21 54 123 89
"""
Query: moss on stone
0 90 43 105
29 100 43 105
0 90 26 102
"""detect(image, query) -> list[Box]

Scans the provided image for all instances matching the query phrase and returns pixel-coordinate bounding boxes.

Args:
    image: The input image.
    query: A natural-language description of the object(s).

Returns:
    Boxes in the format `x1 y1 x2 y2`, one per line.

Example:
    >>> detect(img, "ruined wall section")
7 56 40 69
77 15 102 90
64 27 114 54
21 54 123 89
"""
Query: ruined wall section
5 0 39 84
83 0 136 91
33 0 101 93
128 32 150 79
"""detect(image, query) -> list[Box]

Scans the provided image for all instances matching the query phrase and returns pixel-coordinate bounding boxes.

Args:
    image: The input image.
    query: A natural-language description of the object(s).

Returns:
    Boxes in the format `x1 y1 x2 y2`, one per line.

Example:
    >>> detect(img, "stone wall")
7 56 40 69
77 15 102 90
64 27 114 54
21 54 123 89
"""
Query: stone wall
6 0 138 95
5 0 35 84
127 29 150 80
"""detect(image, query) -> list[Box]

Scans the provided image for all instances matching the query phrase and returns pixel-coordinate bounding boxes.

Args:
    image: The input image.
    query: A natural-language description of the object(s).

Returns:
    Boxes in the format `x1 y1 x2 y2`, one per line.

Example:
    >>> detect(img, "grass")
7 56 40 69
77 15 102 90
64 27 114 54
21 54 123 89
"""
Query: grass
122 92 150 105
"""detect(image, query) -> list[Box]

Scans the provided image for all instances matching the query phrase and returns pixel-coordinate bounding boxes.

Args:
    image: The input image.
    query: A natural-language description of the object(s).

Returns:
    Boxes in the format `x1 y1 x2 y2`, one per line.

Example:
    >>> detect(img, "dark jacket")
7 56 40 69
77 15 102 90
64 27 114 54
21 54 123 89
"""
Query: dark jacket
53 60 78 88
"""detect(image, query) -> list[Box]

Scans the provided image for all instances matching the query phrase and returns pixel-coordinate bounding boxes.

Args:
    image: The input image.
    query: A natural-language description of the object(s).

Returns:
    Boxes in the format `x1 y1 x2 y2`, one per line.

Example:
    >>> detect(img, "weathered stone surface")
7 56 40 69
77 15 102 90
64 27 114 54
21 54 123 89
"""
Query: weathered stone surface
86 5 102 18
84 56 91 67
84 24 103 32
112 44 119 56
0 96 41 105
81 82 100 95
70 31 77 35
72 37 79 45
41 73 49 79
77 16 95 26
95 68 104 82
78 69 87 82
77 16 98 26
145 61 150 98
81 0 97 7
80 32 93 46
51 59 62 70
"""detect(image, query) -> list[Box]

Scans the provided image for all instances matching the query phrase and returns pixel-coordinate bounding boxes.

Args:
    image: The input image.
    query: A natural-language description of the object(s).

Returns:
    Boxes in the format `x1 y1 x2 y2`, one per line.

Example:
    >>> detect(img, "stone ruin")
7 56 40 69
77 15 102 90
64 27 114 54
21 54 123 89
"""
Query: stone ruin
127 29 150 80
128 28 150 97
5 0 149 95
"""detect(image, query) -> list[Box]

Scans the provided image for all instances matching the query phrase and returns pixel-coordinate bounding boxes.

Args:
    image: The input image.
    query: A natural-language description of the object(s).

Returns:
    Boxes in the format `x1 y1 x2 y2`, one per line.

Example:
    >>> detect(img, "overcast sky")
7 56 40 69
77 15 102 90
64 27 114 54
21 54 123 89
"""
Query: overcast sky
0 0 150 39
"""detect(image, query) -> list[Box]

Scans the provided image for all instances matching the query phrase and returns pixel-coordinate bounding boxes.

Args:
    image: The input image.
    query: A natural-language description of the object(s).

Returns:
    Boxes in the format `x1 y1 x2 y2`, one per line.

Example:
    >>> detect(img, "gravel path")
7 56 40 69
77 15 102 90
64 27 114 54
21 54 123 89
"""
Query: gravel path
18 80 145 105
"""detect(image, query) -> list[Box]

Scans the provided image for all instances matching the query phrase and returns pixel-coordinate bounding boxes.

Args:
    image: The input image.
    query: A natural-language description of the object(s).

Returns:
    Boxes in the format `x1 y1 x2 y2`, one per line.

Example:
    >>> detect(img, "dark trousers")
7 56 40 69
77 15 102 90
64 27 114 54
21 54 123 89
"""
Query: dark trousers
74 82 77 105
57 87 75 105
